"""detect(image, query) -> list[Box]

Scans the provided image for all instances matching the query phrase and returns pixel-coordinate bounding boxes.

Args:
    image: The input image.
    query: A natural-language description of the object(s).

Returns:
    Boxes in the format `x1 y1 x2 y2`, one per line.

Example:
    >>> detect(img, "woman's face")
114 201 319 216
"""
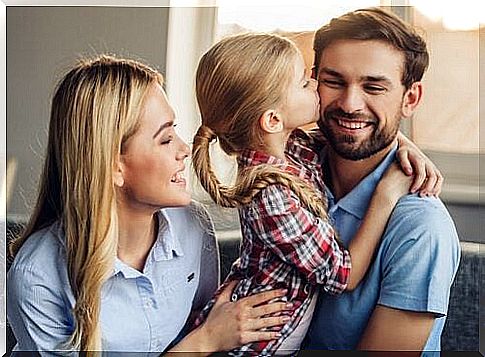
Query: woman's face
117 84 191 211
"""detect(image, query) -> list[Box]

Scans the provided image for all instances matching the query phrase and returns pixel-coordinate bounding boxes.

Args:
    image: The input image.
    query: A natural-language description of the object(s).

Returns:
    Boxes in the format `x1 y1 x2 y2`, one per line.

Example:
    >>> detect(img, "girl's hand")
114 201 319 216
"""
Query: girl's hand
396 132 443 197
197 281 291 352
376 162 414 207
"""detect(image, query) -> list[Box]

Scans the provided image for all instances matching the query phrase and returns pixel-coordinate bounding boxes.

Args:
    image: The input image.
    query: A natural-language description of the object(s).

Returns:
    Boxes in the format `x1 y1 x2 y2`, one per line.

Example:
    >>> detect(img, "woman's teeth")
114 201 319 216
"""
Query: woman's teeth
171 172 185 183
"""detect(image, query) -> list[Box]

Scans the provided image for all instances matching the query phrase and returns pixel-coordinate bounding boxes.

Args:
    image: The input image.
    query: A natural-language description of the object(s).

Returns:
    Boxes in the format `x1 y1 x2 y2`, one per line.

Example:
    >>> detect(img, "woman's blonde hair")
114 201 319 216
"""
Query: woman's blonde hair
193 33 329 221
10 55 163 352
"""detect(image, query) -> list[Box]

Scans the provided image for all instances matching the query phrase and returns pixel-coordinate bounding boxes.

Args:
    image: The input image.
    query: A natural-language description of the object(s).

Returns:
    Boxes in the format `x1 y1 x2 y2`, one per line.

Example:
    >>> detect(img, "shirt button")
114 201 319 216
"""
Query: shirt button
231 293 238 302
304 283 311 294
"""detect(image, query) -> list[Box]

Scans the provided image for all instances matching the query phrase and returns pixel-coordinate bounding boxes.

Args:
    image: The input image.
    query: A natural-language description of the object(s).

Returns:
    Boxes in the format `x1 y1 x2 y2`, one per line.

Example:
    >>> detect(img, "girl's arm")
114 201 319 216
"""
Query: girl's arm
345 162 412 290
396 131 443 197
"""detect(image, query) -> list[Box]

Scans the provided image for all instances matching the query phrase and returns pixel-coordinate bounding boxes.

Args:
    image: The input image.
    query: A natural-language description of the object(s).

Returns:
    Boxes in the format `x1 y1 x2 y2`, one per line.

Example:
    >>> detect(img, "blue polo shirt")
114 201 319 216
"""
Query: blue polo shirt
305 145 461 354
7 201 219 355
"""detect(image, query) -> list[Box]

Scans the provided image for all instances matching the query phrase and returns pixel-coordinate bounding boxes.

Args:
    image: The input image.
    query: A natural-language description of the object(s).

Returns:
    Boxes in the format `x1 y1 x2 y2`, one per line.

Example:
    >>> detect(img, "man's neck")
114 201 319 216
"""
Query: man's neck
326 140 396 201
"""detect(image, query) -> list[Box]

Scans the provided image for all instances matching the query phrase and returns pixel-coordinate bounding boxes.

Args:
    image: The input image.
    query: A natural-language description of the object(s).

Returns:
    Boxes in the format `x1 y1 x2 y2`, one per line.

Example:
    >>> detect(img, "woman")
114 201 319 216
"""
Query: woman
7 55 291 354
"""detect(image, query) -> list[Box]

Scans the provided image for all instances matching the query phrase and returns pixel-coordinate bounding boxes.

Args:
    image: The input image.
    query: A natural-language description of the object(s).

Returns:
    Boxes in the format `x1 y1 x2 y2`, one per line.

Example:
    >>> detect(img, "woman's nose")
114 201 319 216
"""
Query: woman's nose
177 137 190 160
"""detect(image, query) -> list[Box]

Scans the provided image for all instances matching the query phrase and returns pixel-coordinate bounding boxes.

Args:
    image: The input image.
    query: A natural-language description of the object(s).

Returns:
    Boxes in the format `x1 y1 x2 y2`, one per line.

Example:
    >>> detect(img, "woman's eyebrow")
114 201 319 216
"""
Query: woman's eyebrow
152 120 174 139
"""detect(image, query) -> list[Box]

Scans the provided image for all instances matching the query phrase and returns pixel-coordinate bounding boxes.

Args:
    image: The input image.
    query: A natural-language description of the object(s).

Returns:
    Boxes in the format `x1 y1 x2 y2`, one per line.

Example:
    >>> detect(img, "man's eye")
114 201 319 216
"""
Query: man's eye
365 85 386 93
321 79 344 88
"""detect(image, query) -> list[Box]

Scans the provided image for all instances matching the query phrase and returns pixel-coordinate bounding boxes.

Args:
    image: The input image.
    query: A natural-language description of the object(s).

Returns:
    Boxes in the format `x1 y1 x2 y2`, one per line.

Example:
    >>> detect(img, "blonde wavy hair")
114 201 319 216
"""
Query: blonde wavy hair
193 33 329 221
10 55 163 352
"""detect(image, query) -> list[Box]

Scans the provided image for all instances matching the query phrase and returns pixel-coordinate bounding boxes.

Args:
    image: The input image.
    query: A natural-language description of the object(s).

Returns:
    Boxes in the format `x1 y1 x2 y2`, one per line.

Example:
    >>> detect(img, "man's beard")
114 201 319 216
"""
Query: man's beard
318 107 400 161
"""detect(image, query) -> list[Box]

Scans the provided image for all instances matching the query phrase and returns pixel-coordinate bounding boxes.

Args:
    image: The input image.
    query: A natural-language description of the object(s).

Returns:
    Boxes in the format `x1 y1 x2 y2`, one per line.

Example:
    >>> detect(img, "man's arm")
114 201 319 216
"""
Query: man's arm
357 305 435 353
356 196 460 355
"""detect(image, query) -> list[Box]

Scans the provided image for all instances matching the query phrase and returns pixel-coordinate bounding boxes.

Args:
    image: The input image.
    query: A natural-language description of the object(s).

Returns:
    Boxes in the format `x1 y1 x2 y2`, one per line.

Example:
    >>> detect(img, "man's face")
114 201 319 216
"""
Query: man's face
316 39 407 160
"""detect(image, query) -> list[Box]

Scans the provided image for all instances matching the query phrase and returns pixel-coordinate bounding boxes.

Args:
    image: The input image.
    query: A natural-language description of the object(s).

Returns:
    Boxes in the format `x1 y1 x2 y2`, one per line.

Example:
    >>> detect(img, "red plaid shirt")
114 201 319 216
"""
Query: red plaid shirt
195 129 351 355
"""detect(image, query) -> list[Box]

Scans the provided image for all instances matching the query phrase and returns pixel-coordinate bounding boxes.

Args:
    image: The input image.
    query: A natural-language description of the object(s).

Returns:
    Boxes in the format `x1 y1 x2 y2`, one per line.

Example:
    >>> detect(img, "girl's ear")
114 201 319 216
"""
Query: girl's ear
401 81 423 118
113 156 124 188
259 109 284 134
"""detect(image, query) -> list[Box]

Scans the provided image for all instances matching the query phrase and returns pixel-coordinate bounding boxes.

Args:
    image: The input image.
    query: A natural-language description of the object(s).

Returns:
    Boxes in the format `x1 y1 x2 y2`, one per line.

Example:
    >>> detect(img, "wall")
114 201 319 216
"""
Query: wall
7 6 169 216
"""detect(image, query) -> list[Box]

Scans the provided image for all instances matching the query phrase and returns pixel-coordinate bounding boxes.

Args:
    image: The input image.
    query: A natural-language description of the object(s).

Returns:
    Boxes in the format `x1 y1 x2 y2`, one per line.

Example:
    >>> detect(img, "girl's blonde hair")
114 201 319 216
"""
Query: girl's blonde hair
10 55 163 352
193 33 329 220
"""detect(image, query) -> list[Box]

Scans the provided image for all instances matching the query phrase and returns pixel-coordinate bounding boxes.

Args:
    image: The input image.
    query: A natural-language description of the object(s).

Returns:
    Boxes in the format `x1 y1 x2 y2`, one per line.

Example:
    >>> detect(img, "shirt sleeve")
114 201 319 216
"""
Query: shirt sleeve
245 184 351 294
378 197 461 315
7 263 75 355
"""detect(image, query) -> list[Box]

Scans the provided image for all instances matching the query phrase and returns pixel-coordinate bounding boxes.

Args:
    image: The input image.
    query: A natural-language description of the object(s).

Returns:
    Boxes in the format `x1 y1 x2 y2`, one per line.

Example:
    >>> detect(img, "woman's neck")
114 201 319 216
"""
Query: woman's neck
116 204 159 272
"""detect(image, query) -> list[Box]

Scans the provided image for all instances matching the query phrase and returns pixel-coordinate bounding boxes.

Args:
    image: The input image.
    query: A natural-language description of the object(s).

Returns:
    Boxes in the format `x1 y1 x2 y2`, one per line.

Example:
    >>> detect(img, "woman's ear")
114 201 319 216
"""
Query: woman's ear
113 156 124 188
259 109 284 134
401 81 423 118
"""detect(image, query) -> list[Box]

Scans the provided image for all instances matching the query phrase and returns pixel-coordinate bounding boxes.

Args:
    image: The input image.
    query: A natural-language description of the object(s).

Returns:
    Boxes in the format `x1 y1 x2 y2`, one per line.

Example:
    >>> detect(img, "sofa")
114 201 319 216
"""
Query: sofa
5 219 484 354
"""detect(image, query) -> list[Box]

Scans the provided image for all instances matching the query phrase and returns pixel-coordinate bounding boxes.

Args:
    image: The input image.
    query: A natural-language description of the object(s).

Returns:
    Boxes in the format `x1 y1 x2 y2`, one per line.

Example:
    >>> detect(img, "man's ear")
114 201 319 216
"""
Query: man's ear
259 109 284 134
113 156 124 188
402 81 423 118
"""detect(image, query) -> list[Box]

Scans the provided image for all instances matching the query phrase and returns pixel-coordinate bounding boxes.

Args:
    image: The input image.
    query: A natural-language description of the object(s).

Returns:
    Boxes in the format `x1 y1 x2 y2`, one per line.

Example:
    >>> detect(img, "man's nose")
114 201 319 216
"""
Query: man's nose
337 86 365 114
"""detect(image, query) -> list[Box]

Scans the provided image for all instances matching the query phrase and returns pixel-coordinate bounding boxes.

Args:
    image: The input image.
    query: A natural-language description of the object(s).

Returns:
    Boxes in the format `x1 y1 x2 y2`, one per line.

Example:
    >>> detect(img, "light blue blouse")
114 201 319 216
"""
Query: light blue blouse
7 201 219 355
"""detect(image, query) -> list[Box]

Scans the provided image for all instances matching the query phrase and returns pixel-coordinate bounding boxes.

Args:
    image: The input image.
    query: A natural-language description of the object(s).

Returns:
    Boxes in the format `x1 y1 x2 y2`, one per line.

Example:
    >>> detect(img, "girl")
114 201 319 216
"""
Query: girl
191 33 440 355
7 55 293 355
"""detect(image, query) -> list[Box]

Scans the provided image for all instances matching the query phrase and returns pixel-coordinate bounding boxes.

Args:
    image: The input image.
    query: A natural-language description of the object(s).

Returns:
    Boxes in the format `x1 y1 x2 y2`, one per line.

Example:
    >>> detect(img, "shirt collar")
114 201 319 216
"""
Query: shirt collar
237 148 286 167
324 144 398 220
152 209 184 261
112 209 184 277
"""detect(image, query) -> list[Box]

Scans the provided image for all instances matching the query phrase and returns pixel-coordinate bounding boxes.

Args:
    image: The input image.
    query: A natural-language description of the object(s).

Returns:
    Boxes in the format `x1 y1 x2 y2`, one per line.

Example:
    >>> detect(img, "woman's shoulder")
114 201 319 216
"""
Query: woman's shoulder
10 221 66 273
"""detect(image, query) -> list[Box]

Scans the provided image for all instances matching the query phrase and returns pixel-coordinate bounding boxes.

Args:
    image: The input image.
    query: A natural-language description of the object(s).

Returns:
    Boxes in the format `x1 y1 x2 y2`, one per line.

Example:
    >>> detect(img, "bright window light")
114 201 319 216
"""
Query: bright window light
411 0 484 30
217 0 380 32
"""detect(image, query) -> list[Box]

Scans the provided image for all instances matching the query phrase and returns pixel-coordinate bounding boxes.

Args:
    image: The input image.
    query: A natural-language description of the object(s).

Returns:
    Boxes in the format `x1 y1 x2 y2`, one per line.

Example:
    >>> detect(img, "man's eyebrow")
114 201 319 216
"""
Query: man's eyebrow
153 120 174 139
362 75 393 86
319 67 344 79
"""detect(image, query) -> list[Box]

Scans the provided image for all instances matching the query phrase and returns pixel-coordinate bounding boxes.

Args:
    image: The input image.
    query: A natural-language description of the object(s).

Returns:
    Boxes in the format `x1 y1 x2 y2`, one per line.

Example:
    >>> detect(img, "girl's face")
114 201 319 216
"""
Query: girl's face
116 84 191 211
278 53 320 130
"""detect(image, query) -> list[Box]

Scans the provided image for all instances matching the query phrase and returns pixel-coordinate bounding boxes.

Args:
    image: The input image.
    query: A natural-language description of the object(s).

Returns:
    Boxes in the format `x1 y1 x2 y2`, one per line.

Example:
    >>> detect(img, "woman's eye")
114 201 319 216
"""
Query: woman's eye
160 136 173 145
303 80 310 88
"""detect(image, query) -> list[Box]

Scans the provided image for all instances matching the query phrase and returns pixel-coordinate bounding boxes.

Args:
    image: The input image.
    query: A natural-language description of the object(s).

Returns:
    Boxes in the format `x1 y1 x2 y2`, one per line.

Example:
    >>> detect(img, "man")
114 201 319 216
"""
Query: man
305 8 461 354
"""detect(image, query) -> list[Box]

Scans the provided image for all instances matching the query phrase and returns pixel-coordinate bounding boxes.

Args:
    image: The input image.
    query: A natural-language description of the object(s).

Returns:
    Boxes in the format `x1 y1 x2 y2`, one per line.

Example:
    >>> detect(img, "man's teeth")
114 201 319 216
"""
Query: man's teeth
171 172 185 183
337 119 369 129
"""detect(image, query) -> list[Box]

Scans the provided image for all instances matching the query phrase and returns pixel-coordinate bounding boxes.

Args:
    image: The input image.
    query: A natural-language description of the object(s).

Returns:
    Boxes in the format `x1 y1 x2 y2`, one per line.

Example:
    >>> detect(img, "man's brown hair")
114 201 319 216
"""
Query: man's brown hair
313 7 429 89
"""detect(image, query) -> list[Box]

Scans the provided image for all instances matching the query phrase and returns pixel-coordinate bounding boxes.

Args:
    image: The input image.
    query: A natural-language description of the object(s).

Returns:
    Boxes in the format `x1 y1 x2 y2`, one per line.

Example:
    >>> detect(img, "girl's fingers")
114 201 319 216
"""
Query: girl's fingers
396 150 413 176
410 159 426 193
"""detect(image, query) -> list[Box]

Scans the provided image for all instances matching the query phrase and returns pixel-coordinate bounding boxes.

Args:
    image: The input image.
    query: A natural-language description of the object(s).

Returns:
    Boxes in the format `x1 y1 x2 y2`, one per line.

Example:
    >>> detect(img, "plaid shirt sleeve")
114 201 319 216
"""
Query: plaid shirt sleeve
245 184 351 294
